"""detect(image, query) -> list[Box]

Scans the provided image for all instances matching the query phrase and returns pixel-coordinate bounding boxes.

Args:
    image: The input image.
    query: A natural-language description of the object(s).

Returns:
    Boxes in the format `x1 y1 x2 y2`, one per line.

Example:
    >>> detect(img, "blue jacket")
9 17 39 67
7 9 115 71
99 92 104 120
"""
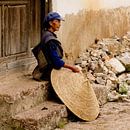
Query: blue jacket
33 31 65 70
47 40 65 69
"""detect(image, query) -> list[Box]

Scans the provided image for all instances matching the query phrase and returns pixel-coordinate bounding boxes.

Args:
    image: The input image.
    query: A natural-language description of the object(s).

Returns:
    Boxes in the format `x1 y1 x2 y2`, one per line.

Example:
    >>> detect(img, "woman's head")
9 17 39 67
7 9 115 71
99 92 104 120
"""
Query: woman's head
43 12 64 32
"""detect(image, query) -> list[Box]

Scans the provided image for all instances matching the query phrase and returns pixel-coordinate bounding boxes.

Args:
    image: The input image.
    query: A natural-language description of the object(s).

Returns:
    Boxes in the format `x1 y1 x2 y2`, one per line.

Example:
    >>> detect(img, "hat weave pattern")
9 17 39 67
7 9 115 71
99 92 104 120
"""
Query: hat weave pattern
51 68 99 121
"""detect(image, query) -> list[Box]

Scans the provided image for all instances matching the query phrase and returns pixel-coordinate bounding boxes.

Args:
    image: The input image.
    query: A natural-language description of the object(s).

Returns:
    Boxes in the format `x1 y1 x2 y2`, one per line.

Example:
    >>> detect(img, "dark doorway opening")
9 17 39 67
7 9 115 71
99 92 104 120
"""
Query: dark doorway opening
40 0 52 33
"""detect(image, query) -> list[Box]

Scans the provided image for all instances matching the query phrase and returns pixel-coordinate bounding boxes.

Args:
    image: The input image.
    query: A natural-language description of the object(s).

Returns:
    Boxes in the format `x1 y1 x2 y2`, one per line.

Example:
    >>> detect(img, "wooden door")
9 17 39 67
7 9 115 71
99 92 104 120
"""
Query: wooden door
41 0 52 33
4 4 29 56
0 0 52 72
0 6 2 57
0 0 30 59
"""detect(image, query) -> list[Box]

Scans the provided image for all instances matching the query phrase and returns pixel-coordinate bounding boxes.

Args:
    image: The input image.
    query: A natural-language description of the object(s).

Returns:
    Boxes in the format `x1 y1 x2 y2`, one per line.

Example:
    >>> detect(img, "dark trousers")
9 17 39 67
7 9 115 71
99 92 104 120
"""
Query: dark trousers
32 65 52 81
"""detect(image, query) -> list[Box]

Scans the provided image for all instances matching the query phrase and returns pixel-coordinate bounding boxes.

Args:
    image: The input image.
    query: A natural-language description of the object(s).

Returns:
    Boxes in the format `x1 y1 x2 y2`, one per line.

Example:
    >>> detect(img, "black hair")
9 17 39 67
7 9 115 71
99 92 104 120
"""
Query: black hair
43 21 51 31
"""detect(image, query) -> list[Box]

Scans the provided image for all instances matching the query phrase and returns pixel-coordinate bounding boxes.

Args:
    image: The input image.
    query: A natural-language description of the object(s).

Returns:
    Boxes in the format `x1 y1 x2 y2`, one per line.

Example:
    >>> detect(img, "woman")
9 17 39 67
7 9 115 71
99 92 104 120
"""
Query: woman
32 12 80 81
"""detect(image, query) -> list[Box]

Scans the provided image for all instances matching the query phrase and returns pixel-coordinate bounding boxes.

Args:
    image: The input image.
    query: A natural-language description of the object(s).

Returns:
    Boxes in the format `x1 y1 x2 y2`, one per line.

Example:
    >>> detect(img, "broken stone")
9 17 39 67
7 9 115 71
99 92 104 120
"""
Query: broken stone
95 77 106 85
92 83 109 106
126 79 130 85
118 73 130 84
91 56 99 61
98 59 104 68
118 73 127 83
94 73 107 83
111 34 120 41
108 75 118 84
106 58 125 74
107 91 121 102
81 61 87 68
127 91 130 97
88 61 98 71
122 32 130 42
121 97 130 102
75 58 82 65
118 52 130 71
101 55 110 62
87 72 95 82
106 80 113 90
90 50 102 58
102 66 109 74
74 34 130 102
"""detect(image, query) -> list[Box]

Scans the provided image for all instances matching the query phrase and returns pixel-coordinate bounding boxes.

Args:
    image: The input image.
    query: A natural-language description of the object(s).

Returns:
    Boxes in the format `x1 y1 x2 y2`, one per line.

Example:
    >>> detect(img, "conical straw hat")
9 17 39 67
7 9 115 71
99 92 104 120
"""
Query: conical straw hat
51 68 99 121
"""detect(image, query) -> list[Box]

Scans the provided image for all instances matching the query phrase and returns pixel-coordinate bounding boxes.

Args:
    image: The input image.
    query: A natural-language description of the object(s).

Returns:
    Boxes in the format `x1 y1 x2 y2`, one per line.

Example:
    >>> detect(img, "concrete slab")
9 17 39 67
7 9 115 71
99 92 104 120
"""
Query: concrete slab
0 72 49 121
55 102 130 130
12 101 68 130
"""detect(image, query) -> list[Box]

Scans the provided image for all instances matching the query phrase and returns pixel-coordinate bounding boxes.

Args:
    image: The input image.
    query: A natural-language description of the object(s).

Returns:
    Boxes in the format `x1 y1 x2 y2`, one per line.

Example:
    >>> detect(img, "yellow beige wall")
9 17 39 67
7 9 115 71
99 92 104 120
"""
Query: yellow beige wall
53 0 130 15
52 0 130 61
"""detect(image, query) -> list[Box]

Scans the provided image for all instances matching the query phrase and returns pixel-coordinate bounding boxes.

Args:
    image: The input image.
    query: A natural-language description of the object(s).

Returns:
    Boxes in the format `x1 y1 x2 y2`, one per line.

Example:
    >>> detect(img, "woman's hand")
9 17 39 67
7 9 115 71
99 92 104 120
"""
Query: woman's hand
71 66 80 73
64 64 81 73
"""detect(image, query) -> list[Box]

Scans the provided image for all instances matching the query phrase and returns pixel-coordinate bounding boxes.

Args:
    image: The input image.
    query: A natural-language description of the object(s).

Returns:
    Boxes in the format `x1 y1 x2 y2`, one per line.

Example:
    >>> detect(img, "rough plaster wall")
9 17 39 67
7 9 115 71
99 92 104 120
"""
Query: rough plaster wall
53 0 130 16
53 0 101 16
101 0 130 9
58 7 130 61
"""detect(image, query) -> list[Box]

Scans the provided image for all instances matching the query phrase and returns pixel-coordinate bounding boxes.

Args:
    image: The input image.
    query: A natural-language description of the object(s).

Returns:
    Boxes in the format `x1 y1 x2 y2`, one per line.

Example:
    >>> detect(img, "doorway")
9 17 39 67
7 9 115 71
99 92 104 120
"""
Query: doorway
41 0 52 32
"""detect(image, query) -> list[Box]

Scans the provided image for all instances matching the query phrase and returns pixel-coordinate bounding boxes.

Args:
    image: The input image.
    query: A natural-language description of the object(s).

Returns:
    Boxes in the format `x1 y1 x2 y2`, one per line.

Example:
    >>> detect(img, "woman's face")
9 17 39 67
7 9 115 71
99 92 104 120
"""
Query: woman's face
49 19 61 32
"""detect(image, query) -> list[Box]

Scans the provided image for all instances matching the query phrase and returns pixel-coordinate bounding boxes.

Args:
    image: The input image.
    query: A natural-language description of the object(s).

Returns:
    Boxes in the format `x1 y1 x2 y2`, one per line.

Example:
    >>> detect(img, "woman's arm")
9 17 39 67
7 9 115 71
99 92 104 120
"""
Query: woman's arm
48 41 80 72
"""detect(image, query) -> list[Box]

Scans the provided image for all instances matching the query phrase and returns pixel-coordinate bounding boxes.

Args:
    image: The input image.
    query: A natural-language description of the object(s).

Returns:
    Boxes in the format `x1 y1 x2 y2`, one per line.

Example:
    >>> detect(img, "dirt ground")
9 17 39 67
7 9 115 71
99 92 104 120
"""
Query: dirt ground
55 101 130 130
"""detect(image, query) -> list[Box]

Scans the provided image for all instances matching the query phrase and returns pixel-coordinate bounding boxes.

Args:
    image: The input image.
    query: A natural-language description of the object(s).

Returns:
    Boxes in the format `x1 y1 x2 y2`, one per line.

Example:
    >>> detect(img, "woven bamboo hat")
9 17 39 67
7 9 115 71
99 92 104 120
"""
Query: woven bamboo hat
51 68 99 121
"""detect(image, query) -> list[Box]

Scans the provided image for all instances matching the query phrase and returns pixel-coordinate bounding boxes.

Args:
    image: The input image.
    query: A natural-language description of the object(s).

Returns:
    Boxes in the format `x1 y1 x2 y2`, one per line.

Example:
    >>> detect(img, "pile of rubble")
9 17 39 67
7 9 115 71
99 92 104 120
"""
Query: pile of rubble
75 32 130 102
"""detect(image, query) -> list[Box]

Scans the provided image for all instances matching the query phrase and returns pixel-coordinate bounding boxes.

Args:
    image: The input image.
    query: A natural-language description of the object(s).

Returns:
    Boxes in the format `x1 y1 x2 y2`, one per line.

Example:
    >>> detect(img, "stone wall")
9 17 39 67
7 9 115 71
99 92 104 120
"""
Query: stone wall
58 7 130 61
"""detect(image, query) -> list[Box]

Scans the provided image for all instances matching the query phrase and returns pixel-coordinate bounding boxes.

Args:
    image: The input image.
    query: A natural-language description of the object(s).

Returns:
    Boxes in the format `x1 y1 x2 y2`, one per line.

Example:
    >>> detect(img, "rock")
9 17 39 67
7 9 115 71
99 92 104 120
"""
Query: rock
11 102 68 130
111 35 120 41
95 77 106 85
106 80 116 90
101 66 108 74
120 94 129 101
118 73 130 84
74 34 130 103
126 78 130 85
106 58 125 74
88 61 98 71
92 84 109 106
108 75 118 84
75 58 82 65
122 32 130 41
94 73 106 78
81 61 87 68
118 52 130 71
87 72 95 82
118 73 127 83
107 91 121 102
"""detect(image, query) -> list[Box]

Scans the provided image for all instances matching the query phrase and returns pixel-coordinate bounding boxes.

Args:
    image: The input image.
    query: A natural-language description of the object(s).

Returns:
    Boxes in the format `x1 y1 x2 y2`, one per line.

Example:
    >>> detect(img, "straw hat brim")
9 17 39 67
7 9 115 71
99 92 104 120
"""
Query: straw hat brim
51 68 99 121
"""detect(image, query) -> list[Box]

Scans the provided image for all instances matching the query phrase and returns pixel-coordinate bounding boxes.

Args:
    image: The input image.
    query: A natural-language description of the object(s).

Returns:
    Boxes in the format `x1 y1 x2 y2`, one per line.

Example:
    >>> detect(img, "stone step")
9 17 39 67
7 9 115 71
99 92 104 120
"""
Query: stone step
11 101 68 130
0 73 49 122
0 71 109 130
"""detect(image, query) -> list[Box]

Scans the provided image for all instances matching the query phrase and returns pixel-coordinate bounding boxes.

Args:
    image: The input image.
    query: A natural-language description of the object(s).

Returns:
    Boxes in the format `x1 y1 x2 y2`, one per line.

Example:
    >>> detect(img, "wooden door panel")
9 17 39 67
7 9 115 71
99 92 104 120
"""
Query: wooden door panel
4 4 28 56
0 6 2 57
